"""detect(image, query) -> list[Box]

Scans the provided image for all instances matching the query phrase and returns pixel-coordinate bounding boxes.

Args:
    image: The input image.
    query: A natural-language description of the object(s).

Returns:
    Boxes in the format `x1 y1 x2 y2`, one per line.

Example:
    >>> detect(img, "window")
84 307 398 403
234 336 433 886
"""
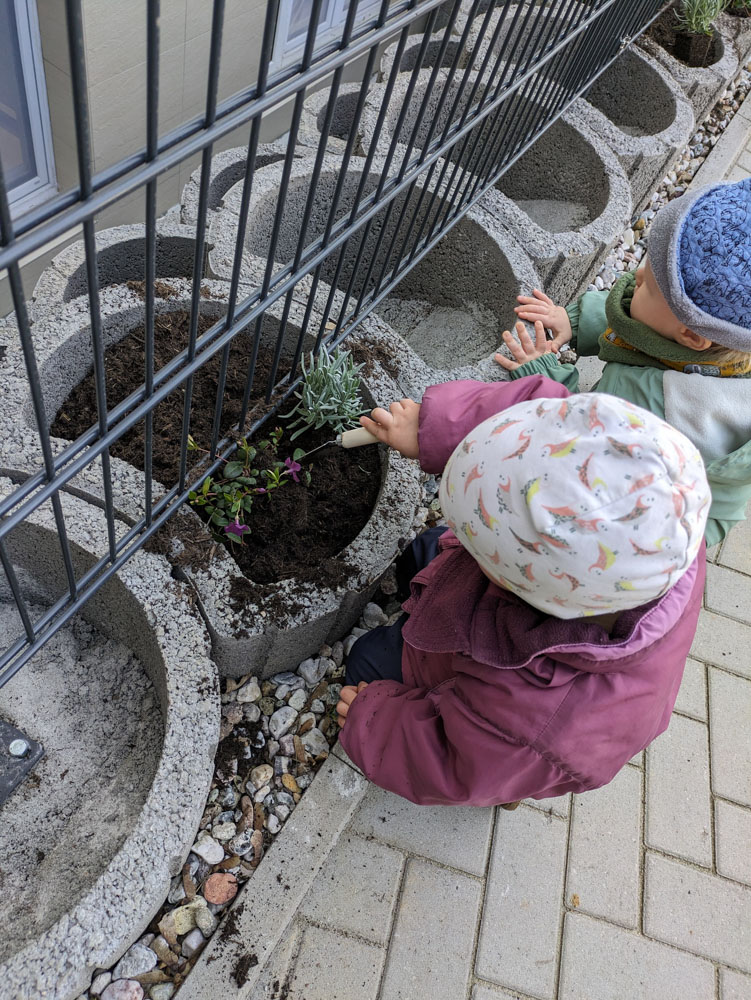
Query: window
0 0 56 218
272 0 381 71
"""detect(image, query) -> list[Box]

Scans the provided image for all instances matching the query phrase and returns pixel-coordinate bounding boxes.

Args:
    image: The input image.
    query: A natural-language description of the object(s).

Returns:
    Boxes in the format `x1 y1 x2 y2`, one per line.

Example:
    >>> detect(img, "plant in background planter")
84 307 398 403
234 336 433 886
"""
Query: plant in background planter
724 0 751 17
674 0 726 63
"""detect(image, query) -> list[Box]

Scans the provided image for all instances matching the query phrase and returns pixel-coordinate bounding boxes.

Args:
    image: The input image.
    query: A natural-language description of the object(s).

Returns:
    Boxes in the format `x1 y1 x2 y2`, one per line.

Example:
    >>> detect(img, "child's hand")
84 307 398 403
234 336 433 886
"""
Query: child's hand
337 681 369 727
495 320 558 371
360 400 420 459
514 289 573 351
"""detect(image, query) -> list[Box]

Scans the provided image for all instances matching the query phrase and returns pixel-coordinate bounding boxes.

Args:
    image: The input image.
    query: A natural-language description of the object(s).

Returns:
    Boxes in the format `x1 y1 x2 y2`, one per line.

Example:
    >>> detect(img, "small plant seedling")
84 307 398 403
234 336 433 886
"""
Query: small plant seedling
283 345 366 441
188 428 311 545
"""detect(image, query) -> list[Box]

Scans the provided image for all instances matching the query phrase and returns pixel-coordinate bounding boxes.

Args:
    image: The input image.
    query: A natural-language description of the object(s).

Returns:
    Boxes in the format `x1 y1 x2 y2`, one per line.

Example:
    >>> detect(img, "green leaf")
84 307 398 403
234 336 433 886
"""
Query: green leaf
224 461 244 479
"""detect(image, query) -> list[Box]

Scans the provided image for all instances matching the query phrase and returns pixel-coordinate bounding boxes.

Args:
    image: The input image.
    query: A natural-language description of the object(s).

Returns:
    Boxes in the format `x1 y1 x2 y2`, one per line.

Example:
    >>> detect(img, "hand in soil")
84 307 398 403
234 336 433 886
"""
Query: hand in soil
337 682 369 727
360 400 420 458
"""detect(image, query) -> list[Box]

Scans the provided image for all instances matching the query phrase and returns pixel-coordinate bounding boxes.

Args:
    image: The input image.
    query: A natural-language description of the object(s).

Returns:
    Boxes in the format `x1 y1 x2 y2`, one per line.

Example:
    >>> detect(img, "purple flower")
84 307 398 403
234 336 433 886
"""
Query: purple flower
255 487 267 494
284 457 302 482
225 520 250 539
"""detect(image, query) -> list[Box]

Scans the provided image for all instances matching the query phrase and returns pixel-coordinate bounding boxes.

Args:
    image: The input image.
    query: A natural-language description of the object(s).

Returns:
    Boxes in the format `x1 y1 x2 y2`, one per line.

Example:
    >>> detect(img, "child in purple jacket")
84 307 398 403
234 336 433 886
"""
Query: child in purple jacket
336 376 710 808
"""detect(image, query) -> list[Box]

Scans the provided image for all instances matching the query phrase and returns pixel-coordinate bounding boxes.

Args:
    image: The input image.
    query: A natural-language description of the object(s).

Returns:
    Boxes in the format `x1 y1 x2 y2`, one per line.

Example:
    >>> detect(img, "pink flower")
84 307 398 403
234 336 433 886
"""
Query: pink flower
225 520 250 539
284 457 302 482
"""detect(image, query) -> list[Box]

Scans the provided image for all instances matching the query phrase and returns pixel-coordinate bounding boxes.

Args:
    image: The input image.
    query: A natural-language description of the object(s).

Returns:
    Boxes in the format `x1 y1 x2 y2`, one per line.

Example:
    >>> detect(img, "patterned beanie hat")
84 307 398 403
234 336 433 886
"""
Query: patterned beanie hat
648 177 751 352
439 393 710 619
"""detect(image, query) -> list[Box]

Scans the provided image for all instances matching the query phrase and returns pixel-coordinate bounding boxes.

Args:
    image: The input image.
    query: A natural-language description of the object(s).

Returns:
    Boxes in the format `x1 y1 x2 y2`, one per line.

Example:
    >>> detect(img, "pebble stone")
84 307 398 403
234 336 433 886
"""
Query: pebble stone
112 943 157 980
299 657 328 686
288 687 307 711
90 972 112 996
211 821 237 842
363 602 388 627
204 873 238 905
236 678 261 703
190 832 225 866
301 727 330 757
269 705 298 738
181 928 206 959
149 986 175 1000
101 983 144 1000
251 763 274 788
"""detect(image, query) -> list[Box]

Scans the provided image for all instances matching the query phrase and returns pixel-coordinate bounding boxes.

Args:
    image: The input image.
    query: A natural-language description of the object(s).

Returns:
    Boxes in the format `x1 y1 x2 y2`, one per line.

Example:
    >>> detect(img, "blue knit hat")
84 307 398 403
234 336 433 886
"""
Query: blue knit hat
648 177 751 352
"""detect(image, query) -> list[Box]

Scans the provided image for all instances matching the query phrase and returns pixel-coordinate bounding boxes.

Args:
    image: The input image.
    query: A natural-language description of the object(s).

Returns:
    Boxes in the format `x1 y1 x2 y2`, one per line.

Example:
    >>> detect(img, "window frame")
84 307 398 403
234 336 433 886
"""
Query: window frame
271 0 382 73
2 0 57 219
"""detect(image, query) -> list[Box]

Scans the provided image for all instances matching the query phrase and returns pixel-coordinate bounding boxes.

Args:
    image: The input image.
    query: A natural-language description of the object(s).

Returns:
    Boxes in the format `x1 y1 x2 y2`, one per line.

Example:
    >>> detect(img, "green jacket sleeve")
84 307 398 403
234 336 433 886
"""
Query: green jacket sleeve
566 290 609 357
507 351 579 391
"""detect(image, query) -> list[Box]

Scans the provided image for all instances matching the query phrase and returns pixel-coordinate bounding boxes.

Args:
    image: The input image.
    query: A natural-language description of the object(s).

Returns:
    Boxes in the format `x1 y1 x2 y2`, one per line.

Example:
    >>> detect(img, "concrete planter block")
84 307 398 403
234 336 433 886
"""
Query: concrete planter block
1 281 421 679
184 318 422 678
298 82 368 155
718 10 751 65
180 138 301 227
360 68 486 178
30 217 201 324
478 107 632 303
208 154 541 385
433 0 507 36
0 485 218 1000
638 17 739 126
574 47 695 214
379 29 473 83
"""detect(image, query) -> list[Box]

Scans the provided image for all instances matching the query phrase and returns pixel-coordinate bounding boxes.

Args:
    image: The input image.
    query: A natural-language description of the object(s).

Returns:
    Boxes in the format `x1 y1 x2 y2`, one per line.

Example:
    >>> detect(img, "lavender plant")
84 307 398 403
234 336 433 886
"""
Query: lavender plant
675 0 725 33
283 345 366 441
188 428 310 544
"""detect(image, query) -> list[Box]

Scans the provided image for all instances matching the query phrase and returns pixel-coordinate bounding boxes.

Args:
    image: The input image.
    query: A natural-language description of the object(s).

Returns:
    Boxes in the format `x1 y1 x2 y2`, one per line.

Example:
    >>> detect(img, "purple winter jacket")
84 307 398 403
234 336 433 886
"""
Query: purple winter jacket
339 376 706 807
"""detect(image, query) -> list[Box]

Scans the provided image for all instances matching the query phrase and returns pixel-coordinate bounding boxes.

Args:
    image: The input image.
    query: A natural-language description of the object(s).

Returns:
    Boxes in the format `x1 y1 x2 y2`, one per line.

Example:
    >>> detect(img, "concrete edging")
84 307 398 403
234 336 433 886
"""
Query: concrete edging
0 484 219 1000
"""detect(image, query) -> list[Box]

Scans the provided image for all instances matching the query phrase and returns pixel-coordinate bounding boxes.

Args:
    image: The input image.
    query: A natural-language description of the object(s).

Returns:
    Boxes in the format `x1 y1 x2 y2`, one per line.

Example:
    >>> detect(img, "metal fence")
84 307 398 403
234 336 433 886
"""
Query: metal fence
0 0 668 685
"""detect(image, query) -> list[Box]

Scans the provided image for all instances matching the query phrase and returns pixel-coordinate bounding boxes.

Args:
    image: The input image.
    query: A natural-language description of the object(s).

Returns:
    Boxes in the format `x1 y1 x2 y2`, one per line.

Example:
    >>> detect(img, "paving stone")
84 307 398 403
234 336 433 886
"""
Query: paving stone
719 512 751 576
721 968 751 1000
522 793 570 818
644 853 751 972
476 806 567 998
379 858 481 1000
706 564 751 624
629 750 644 767
673 657 707 721
715 799 751 886
472 986 532 999
247 921 303 1000
285 923 383 999
567 766 642 927
709 668 751 807
691 612 751 679
559 911 715 1000
350 785 493 876
300 833 405 945
645 714 712 867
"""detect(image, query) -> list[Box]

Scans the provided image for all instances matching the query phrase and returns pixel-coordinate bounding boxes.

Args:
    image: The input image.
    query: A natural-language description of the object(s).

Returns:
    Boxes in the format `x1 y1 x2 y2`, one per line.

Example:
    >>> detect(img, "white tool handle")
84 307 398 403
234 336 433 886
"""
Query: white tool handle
338 426 379 448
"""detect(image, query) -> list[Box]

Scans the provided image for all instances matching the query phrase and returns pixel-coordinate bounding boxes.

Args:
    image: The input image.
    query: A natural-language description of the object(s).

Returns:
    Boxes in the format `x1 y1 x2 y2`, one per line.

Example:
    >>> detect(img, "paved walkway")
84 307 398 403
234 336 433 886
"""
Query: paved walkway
233 118 751 1000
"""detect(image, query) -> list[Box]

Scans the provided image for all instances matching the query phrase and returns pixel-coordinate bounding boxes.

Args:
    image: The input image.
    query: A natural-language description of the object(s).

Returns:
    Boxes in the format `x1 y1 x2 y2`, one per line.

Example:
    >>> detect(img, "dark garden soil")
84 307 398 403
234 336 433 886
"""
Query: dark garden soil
647 3 722 66
51 306 382 587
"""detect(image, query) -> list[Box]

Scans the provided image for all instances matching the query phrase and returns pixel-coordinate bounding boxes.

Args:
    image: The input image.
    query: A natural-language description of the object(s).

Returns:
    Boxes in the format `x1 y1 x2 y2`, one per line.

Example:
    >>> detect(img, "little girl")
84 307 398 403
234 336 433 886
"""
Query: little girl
336 375 709 807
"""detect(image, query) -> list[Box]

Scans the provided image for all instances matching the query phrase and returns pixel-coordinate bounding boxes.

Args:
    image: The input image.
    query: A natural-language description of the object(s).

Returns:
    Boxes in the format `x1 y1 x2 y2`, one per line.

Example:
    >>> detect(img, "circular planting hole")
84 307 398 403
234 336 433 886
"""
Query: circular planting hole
584 47 677 135
393 37 468 75
63 235 198 303
316 90 362 142
244 166 521 367
646 3 725 69
208 150 288 212
50 305 382 589
494 118 610 232
0 568 162 963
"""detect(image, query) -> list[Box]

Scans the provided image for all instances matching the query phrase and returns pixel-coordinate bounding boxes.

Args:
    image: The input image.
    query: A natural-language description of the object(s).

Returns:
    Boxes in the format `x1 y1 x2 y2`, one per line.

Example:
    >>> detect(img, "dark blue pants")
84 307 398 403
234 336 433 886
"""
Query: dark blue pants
345 526 447 686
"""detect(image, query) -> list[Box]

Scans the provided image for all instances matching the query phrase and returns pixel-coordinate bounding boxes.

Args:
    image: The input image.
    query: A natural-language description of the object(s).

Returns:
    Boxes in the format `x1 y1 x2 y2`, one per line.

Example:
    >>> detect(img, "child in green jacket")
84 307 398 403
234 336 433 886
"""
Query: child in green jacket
495 176 751 547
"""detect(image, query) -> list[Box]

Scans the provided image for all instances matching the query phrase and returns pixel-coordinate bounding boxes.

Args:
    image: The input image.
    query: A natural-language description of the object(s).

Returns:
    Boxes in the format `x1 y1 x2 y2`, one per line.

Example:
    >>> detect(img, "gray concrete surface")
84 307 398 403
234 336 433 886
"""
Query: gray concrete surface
0 485 218 1000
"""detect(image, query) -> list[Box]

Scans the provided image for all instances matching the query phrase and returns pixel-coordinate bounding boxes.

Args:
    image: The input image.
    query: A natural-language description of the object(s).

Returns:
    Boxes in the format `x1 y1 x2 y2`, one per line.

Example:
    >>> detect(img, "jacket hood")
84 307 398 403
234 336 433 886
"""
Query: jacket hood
402 533 703 677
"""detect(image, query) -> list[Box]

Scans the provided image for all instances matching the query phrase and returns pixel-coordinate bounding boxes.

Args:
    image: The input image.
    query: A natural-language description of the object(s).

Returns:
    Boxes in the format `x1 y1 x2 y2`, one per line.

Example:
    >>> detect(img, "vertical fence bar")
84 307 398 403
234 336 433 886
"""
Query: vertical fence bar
65 0 118 560
144 0 160 525
209 0 280 457
177 0 226 492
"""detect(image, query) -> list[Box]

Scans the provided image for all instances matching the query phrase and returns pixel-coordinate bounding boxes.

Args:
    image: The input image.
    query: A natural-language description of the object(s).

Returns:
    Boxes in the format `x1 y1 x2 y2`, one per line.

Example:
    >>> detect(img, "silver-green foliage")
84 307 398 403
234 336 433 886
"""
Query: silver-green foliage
284 346 365 441
675 0 725 34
